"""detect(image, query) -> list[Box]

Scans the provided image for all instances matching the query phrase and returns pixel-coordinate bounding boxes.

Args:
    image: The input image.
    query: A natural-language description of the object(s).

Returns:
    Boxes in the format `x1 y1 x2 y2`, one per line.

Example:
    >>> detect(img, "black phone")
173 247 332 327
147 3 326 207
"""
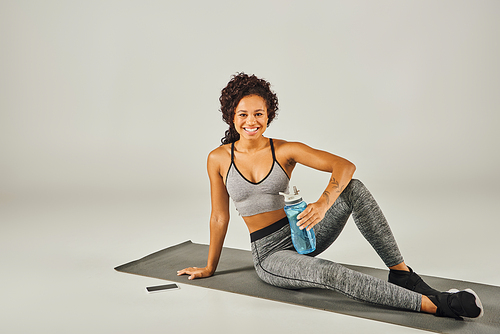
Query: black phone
146 283 179 293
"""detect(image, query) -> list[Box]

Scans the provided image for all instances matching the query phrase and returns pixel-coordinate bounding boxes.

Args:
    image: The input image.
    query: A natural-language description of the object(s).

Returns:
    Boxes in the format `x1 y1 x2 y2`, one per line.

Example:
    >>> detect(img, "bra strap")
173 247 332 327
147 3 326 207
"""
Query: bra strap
231 141 235 162
270 138 276 161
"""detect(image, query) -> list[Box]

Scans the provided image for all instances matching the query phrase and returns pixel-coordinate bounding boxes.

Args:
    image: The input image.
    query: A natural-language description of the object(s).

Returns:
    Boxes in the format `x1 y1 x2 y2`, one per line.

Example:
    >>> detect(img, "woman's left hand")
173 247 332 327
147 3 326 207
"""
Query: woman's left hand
296 201 328 231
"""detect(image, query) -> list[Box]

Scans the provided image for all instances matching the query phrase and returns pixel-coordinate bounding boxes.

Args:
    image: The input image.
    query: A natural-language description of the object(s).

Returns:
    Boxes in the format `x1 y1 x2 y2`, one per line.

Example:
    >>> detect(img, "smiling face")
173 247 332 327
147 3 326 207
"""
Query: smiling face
233 95 269 141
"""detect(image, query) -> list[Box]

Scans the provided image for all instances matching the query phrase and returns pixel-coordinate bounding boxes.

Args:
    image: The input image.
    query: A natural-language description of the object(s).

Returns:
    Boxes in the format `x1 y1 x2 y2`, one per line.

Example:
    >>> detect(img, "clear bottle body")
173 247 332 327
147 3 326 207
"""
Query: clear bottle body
283 200 316 254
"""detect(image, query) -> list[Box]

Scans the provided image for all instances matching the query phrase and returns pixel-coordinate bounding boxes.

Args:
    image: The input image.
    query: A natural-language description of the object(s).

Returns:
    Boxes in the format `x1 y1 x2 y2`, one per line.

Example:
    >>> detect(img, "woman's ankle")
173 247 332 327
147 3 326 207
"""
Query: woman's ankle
389 262 410 272
421 295 437 314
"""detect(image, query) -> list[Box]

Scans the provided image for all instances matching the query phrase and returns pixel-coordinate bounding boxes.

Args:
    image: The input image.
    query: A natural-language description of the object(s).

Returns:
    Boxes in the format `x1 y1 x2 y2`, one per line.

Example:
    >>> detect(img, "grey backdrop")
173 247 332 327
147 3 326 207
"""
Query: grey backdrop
1 1 500 333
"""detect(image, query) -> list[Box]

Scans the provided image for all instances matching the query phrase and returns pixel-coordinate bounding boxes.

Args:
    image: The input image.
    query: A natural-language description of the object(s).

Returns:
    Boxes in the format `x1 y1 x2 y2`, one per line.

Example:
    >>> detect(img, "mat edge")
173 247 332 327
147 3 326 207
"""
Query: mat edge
114 240 194 272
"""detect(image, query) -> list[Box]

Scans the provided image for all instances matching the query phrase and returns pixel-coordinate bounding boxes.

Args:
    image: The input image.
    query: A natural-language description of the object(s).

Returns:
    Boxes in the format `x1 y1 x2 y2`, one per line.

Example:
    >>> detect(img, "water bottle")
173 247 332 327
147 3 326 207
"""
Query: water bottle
280 186 316 254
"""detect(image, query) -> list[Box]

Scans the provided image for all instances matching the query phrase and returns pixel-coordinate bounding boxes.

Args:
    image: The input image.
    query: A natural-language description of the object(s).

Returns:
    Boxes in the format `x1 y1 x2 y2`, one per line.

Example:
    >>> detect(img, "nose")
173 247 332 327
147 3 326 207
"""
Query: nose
246 115 256 124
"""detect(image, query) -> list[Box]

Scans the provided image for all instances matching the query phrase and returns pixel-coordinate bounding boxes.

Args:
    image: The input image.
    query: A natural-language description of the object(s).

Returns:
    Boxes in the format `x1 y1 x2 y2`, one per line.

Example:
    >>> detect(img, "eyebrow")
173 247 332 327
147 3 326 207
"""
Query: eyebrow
235 109 265 113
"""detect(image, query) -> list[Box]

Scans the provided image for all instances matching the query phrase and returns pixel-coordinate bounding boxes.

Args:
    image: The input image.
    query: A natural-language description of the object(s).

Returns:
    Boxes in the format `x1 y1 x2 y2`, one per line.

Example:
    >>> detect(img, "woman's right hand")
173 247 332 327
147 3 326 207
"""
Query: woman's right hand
177 266 213 280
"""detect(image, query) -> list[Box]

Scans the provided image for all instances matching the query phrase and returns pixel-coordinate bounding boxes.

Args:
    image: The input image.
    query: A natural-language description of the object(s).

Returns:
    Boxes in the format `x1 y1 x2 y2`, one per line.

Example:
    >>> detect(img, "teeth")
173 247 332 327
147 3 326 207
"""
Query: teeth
245 128 258 132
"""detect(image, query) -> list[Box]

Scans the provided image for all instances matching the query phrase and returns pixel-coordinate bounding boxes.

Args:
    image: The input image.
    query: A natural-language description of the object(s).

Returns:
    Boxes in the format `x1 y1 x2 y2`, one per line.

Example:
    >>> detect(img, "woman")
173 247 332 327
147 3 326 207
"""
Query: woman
177 73 483 319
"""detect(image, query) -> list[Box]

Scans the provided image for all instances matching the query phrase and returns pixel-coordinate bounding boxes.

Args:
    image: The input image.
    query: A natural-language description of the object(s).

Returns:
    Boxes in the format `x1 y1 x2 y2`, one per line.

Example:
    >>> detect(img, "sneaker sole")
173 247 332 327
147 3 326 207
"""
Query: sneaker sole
447 288 484 318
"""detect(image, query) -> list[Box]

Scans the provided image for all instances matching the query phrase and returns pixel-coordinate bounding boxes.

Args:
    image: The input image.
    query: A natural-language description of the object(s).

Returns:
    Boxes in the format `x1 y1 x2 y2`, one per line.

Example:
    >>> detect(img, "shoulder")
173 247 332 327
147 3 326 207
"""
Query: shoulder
208 144 230 161
272 139 313 167
207 144 231 173
273 138 310 154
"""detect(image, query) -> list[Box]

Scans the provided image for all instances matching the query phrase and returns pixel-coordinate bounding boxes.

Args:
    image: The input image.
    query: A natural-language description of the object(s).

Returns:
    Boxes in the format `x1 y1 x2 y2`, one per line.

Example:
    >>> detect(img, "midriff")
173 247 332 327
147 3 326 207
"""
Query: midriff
243 208 287 233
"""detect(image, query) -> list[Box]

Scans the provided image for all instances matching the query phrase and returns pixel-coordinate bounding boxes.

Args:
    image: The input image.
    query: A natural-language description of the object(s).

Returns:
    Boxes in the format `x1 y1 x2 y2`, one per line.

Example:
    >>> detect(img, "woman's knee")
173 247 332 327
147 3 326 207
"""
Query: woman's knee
347 178 364 190
345 178 371 198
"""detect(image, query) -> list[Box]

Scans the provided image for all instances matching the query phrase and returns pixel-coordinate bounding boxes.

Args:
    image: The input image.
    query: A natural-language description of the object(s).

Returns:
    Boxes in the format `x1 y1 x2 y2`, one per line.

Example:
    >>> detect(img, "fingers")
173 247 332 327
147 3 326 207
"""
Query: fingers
177 267 206 280
177 267 197 278
297 215 318 231
187 270 201 280
177 267 197 273
296 204 325 231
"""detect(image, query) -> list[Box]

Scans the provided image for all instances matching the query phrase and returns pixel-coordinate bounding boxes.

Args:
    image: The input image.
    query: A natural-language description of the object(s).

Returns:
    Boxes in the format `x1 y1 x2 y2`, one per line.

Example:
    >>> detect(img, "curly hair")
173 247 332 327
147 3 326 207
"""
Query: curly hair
219 73 279 145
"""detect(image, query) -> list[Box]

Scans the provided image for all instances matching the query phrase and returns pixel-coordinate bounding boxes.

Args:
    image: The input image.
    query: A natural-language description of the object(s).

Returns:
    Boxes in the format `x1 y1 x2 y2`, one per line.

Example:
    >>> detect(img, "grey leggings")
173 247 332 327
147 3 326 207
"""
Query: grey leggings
250 179 422 311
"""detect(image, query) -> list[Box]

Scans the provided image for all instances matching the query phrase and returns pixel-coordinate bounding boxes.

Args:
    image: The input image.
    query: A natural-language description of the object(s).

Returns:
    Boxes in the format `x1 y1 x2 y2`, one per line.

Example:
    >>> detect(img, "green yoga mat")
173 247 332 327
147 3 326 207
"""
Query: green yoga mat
115 240 499 334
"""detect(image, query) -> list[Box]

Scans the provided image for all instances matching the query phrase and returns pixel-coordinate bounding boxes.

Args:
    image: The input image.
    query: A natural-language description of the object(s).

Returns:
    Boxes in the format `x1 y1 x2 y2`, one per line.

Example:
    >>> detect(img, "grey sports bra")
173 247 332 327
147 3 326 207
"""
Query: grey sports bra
225 139 290 217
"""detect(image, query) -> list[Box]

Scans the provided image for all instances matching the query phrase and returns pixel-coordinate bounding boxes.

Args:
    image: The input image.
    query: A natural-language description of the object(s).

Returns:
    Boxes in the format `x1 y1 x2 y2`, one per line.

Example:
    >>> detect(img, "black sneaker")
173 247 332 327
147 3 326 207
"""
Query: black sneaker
428 288 484 319
388 266 440 296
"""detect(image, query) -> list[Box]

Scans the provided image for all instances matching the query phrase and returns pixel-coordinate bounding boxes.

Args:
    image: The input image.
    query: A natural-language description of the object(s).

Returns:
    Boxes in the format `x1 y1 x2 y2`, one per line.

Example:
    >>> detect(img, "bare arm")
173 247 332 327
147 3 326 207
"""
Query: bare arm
177 150 230 280
283 141 356 231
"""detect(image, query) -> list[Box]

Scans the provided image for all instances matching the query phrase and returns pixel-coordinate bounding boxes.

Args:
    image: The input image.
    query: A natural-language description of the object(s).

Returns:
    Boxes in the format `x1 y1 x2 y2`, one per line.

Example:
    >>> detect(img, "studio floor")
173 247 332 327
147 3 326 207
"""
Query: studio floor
1 183 499 334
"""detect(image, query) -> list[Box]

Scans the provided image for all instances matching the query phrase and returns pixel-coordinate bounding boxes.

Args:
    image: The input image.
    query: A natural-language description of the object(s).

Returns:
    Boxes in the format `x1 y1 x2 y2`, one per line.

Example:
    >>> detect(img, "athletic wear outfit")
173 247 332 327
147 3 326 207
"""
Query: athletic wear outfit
225 138 483 317
226 138 288 217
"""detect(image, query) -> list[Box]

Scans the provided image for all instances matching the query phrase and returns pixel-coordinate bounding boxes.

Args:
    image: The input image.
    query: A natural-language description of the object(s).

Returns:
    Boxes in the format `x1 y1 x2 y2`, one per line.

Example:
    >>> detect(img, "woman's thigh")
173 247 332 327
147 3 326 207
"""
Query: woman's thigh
310 184 353 256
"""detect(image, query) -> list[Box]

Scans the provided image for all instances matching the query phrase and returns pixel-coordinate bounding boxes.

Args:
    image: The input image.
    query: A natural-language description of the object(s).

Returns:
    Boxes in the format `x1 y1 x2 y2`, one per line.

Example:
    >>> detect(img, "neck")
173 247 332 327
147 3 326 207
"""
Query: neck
235 136 269 153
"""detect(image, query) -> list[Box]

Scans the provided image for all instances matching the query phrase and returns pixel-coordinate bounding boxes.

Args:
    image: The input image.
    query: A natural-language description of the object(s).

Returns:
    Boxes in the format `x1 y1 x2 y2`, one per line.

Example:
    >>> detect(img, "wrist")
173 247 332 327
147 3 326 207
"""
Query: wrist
205 265 216 275
317 196 330 210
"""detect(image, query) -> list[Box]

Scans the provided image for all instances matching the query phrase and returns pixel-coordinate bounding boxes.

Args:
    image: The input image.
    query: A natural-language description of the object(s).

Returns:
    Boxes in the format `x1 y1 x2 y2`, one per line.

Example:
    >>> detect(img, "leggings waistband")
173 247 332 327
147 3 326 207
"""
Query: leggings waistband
250 216 289 242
